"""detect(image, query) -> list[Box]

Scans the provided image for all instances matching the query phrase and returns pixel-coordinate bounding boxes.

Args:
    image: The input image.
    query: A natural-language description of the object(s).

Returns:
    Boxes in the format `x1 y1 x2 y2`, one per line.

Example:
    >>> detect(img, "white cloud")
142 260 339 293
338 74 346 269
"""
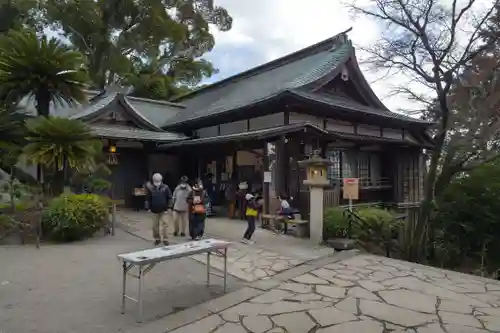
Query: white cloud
205 0 489 114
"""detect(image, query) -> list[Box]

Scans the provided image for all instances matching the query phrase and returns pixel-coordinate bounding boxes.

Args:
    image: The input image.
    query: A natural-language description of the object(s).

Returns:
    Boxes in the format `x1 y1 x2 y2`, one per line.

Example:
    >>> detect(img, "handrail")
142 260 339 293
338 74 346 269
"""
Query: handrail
342 208 365 238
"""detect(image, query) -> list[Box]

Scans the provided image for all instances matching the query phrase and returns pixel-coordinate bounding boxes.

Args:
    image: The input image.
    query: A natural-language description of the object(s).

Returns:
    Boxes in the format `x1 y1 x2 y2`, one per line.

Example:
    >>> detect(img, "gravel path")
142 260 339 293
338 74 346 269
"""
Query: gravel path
0 230 242 333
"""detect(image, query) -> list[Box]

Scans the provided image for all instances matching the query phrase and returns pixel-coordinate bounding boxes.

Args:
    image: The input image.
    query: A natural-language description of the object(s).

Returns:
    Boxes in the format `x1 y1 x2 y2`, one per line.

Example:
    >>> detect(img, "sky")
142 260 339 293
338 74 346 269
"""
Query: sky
201 0 406 112
200 0 489 114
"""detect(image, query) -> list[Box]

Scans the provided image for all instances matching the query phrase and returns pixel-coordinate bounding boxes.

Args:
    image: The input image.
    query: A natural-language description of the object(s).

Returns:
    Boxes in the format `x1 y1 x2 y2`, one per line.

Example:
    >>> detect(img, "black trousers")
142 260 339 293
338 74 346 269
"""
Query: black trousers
190 213 205 239
243 216 256 240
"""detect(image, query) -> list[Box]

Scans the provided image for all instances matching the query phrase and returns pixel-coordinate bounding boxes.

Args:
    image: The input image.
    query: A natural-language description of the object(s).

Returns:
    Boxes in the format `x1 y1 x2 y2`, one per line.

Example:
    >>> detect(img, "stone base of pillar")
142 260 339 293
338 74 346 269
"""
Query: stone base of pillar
309 186 324 244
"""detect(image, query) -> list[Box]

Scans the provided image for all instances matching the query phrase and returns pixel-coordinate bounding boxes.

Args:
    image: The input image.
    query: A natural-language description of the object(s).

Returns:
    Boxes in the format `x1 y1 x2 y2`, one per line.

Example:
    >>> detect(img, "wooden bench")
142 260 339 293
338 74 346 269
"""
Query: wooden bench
261 214 309 237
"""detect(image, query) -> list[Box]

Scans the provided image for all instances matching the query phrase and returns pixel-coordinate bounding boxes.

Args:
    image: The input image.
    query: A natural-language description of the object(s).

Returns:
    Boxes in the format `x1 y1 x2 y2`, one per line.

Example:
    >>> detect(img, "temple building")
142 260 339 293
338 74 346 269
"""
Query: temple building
31 31 433 216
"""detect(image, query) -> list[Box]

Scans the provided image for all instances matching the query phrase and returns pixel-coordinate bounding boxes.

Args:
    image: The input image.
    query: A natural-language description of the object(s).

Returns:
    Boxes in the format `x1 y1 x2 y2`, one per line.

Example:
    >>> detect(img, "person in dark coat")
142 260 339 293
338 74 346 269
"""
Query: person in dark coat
188 180 207 240
145 173 172 246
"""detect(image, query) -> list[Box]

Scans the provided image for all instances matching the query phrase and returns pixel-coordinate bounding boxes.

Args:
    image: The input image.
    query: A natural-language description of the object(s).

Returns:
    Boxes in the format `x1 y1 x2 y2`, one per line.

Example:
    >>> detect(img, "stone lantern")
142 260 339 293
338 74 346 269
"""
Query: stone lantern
298 149 332 244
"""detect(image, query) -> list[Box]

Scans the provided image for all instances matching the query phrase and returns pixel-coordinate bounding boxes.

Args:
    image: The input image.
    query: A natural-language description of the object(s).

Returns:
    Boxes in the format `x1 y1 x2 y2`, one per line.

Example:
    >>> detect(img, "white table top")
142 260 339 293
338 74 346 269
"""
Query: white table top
117 238 231 265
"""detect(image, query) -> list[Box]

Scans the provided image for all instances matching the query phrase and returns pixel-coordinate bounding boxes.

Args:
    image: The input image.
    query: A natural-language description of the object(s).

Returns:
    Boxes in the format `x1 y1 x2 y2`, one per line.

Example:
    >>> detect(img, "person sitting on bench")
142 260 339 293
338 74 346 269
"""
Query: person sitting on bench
274 194 299 233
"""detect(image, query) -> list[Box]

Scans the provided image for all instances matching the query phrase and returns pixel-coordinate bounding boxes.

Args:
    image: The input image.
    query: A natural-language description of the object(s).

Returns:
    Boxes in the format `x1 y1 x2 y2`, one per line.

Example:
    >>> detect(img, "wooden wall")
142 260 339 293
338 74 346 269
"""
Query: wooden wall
194 113 285 138
393 149 425 205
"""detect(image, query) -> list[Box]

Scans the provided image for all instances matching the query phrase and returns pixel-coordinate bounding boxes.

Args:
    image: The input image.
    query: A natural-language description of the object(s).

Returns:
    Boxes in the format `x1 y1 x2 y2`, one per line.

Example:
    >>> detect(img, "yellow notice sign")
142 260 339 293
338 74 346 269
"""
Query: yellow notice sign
343 178 359 200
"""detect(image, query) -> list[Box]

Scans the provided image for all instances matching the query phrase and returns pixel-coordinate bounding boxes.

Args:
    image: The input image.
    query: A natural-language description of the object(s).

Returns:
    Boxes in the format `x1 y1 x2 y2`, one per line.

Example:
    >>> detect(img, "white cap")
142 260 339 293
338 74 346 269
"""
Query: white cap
152 173 162 185
245 193 254 200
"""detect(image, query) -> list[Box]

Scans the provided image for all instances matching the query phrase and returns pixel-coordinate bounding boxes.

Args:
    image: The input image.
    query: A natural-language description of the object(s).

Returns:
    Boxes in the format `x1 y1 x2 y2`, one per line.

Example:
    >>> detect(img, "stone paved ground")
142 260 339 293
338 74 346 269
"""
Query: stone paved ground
117 210 332 282
0 230 242 333
166 254 500 333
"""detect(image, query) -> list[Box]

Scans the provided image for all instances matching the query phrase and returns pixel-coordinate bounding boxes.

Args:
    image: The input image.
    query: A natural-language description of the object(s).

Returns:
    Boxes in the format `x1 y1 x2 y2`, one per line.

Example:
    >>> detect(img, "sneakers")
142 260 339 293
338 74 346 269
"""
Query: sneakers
241 238 248 244
180 232 186 237
163 240 169 246
173 232 178 237
154 240 161 246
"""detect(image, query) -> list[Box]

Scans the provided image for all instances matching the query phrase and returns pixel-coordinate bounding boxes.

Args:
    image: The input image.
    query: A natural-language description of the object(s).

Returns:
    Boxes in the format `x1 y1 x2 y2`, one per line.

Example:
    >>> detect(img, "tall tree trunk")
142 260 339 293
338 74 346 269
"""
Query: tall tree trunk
35 87 51 117
408 132 445 262
409 89 450 262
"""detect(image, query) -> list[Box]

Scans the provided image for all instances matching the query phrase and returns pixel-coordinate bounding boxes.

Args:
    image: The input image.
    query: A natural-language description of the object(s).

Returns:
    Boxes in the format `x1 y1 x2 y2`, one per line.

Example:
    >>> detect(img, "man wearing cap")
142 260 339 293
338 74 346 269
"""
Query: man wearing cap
172 175 192 237
145 173 173 246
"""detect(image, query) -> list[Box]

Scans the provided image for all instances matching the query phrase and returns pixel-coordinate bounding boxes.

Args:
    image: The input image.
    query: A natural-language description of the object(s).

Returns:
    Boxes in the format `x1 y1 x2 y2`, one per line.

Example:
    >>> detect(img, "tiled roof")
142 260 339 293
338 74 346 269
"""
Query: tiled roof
158 122 329 148
125 96 184 126
288 90 432 125
65 92 185 129
89 125 187 142
163 32 353 128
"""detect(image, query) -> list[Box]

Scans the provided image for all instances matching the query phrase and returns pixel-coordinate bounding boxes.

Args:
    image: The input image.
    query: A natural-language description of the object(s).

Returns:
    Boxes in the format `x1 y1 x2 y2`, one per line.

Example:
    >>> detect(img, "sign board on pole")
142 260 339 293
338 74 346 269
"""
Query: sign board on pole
343 178 359 200
263 171 272 183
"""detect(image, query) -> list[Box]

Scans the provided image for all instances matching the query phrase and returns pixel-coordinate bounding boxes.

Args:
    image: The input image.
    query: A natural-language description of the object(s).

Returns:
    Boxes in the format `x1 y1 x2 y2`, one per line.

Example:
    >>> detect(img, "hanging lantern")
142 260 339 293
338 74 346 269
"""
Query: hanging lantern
107 142 118 165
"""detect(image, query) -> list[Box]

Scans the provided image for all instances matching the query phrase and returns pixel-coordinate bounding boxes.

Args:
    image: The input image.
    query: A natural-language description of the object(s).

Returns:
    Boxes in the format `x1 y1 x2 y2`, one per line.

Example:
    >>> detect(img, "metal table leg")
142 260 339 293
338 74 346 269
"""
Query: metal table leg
121 262 127 314
223 247 227 293
137 266 144 323
206 251 211 286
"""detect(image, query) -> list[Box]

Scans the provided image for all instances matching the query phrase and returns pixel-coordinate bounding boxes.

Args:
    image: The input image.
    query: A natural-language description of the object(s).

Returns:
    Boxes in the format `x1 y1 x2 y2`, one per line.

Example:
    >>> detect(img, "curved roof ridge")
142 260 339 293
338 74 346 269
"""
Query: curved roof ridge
125 95 185 108
69 92 118 120
119 96 165 132
286 42 353 89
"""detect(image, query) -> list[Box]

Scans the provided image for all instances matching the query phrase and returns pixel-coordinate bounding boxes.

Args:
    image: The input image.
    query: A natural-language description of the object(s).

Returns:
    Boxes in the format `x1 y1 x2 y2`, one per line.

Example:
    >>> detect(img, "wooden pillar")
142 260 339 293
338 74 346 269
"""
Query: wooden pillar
263 142 270 215
275 135 287 197
232 150 237 178
288 137 301 202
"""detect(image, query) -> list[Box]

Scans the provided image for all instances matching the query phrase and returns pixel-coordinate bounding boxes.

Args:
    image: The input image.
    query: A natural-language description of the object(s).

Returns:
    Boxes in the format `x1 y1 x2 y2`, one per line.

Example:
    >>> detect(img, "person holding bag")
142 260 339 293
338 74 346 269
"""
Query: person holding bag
241 193 261 244
188 180 207 240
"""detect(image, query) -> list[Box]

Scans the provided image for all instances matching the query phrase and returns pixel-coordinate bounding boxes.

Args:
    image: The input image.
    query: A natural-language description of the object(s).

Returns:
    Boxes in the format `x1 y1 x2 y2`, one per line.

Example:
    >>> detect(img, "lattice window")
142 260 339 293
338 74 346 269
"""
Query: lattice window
342 151 357 178
325 149 341 183
358 152 370 186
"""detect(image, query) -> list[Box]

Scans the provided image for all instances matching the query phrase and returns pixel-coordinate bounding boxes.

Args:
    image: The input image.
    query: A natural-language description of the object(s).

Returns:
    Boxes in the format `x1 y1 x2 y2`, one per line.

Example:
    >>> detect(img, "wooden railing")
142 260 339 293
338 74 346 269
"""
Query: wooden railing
334 177 392 189
297 188 340 219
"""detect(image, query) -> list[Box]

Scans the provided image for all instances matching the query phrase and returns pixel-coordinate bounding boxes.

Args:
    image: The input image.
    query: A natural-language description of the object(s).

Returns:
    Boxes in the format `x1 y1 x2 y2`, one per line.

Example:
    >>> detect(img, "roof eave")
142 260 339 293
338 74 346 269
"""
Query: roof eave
287 90 433 127
159 122 328 149
162 91 290 131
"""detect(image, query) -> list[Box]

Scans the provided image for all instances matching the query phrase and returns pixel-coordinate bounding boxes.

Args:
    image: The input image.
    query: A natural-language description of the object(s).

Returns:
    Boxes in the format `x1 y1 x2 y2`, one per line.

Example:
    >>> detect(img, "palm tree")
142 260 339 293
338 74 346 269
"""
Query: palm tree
23 117 101 195
0 104 26 167
0 29 90 117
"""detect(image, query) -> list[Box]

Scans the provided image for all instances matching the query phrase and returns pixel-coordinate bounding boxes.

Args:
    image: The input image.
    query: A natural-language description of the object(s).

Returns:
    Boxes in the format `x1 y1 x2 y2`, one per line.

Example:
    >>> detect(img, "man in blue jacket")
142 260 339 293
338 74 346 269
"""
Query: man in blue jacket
145 173 172 246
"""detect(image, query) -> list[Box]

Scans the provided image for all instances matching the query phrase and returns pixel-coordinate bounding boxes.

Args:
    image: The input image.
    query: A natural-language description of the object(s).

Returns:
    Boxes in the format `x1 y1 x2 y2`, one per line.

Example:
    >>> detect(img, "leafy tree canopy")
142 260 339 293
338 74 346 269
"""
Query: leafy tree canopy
0 29 90 116
29 0 232 99
0 0 39 33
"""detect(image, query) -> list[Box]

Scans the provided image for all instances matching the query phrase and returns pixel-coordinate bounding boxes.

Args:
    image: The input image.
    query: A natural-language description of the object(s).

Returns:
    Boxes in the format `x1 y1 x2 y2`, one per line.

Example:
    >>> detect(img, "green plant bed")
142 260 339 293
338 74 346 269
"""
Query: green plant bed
0 214 16 240
323 206 404 257
0 209 42 245
323 207 350 240
0 200 37 213
42 193 109 242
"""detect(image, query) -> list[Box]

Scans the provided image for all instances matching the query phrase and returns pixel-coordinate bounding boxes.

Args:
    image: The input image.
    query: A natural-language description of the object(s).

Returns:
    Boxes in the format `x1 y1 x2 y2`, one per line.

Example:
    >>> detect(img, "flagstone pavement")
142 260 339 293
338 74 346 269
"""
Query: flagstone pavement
165 254 500 333
116 210 333 282
116 210 500 333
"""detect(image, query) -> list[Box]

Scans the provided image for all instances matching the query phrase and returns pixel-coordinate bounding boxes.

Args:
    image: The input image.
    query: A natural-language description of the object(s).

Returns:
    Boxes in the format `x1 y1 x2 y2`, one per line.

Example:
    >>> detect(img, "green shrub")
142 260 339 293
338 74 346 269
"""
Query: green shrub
0 200 36 212
42 193 109 242
353 207 402 257
86 178 112 193
323 207 349 240
0 214 15 235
